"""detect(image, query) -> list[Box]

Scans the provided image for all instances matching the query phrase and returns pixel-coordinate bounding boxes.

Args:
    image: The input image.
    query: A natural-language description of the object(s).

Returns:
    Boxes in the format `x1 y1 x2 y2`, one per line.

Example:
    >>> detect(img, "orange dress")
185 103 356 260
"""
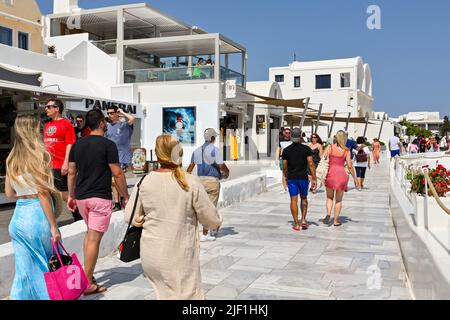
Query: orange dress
372 142 381 163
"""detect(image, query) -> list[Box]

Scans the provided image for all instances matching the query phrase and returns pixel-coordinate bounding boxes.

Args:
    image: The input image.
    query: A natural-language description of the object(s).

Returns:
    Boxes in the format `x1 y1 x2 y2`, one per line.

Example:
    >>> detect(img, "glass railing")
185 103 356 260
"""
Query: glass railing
124 65 245 86
220 66 244 87
90 39 117 55
124 66 215 83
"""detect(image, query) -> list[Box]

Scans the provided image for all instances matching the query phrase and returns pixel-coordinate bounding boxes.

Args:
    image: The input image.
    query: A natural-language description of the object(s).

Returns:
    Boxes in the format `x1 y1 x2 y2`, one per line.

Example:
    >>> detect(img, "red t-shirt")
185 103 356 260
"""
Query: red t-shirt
44 119 76 169
81 127 91 137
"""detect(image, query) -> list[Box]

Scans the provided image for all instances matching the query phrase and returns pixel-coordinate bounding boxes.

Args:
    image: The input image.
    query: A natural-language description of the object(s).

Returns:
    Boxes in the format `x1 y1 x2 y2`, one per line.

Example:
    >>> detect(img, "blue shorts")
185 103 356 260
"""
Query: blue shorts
287 180 309 198
390 150 400 158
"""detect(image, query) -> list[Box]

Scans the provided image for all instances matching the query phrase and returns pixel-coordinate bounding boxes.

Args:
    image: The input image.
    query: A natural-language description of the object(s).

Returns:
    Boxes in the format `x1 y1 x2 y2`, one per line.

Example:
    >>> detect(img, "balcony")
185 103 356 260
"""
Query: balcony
124 66 214 83
124 65 244 86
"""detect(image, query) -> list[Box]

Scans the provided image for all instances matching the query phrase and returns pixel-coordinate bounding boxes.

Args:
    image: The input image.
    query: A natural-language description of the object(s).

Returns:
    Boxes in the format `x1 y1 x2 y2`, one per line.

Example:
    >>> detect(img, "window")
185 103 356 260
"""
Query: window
0 26 13 46
275 74 284 83
18 32 29 50
315 74 331 89
340 73 351 88
294 76 301 88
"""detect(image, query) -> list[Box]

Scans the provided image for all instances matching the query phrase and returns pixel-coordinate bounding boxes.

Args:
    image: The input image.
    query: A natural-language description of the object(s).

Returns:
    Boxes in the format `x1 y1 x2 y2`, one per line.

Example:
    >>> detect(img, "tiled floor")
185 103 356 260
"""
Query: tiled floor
84 160 412 300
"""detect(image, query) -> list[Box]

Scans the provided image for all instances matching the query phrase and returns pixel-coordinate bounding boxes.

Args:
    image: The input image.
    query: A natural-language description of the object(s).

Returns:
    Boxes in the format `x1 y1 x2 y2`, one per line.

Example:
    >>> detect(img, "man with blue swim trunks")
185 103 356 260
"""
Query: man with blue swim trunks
282 128 317 231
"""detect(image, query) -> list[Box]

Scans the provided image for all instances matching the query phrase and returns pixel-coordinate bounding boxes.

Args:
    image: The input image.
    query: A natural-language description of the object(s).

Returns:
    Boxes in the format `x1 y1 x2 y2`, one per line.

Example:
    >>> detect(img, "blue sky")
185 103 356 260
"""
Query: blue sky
36 0 450 117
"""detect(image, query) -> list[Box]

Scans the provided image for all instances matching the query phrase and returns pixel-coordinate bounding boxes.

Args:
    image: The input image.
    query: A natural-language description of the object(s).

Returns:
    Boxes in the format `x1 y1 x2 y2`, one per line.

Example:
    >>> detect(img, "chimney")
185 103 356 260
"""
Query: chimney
53 0 79 14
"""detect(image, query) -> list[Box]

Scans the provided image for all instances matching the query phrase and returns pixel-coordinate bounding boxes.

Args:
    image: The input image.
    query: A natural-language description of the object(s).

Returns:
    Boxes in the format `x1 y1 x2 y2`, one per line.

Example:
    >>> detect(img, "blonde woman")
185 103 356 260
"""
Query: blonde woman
5 115 61 300
323 130 357 226
124 134 222 299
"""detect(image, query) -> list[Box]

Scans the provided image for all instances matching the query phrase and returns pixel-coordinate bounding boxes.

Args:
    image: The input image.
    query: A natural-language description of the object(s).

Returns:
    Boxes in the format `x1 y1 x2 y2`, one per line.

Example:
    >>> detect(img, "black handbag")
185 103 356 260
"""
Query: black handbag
119 175 146 263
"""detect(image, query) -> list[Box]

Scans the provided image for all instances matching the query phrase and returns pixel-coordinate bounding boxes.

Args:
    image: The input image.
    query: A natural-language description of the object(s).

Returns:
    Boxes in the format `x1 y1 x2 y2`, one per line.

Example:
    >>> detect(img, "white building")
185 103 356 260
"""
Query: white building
398 112 444 134
249 57 375 140
2 0 282 188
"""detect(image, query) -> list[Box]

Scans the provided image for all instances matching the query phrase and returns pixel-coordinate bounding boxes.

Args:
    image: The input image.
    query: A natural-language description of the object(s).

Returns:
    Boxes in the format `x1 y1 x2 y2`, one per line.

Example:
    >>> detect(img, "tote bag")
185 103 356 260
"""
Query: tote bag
44 241 89 300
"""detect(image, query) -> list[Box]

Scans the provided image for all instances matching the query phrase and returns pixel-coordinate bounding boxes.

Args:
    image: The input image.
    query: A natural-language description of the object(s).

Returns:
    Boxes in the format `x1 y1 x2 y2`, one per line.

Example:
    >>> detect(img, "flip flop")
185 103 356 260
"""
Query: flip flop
334 222 342 227
83 284 107 296
323 215 331 224
301 223 308 230
292 225 301 231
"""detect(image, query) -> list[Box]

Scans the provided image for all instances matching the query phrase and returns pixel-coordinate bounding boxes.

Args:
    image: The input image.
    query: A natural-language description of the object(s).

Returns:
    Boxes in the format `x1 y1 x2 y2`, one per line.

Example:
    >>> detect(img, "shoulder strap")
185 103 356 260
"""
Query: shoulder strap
124 175 147 234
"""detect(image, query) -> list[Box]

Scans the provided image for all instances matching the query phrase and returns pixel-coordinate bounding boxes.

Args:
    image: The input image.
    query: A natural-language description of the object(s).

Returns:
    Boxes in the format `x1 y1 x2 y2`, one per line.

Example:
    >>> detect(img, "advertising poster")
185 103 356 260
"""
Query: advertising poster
162 107 196 145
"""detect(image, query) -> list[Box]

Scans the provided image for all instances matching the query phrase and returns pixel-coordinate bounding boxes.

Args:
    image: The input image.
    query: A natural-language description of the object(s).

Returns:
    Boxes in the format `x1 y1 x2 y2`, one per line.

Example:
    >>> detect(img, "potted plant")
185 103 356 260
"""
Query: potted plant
406 164 450 229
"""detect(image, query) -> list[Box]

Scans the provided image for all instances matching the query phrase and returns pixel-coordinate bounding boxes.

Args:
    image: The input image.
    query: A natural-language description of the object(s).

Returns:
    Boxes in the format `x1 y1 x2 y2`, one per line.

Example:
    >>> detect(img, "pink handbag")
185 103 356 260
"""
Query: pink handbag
44 241 89 300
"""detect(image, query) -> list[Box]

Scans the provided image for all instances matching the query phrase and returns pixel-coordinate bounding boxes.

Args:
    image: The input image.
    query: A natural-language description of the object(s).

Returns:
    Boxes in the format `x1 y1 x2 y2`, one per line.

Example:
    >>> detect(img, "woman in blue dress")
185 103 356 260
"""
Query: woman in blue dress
5 115 61 300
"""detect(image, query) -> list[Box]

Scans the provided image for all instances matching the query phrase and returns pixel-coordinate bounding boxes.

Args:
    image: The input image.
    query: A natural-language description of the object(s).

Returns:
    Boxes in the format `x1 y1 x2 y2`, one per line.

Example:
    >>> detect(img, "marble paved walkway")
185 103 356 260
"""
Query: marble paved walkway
85 160 411 300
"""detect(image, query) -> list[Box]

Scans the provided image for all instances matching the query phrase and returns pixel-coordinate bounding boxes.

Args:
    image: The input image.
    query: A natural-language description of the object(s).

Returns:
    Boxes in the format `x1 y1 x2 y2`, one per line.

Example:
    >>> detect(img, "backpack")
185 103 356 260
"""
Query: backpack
356 146 368 163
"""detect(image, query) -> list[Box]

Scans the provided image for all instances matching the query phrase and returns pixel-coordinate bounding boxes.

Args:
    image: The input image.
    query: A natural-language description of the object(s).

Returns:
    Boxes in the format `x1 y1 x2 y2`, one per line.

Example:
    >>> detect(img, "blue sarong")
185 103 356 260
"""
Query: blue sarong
8 198 52 300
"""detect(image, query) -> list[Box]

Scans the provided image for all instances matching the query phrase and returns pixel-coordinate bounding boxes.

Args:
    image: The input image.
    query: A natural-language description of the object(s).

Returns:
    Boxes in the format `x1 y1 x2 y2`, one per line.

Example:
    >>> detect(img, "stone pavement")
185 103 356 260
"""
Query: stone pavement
83 160 411 300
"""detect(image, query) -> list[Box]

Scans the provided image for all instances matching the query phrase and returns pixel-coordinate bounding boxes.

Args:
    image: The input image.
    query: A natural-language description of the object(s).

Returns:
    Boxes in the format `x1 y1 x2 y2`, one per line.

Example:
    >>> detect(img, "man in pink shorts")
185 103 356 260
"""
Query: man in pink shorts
67 109 129 295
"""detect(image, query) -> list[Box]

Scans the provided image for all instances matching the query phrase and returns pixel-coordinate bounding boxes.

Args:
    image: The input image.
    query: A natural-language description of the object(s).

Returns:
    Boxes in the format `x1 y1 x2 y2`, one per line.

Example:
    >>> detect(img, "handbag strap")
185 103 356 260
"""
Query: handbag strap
51 240 64 267
124 175 147 236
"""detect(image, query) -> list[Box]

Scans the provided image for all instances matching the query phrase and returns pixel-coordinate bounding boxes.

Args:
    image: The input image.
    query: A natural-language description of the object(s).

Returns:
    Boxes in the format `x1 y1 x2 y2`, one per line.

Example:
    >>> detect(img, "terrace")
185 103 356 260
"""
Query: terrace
47 3 246 86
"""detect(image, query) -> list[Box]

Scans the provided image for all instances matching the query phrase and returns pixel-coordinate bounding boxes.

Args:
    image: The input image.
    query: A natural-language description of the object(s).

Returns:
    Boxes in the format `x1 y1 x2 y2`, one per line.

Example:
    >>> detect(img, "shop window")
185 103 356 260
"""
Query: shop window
0 26 13 46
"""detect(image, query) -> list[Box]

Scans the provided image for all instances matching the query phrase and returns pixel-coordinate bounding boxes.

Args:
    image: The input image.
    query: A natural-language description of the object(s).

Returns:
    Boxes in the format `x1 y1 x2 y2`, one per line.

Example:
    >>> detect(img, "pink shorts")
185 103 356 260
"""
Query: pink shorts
76 198 113 233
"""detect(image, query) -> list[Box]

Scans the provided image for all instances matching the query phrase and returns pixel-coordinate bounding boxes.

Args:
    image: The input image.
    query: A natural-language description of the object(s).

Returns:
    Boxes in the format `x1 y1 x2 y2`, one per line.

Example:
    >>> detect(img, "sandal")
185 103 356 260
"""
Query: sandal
83 284 107 296
292 225 301 231
301 222 308 230
91 276 97 285
323 215 331 224
334 222 342 227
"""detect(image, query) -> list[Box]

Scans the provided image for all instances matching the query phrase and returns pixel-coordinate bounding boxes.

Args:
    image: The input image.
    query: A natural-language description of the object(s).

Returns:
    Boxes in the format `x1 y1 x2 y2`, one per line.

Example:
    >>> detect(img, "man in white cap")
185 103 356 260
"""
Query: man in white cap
188 128 230 241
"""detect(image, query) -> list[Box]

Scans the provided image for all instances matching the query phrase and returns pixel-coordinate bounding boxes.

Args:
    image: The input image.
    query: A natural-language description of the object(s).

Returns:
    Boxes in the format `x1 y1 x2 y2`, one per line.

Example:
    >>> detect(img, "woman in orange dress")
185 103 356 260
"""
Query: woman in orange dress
372 138 381 165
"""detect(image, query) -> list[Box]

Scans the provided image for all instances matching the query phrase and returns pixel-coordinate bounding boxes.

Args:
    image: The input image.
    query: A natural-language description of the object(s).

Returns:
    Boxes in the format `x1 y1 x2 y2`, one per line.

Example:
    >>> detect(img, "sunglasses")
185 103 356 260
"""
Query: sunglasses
311 136 318 139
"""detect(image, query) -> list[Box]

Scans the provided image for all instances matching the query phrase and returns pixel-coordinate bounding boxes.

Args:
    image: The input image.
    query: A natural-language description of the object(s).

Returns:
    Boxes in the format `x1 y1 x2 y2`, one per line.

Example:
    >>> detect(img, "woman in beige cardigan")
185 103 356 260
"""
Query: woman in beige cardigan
124 134 222 300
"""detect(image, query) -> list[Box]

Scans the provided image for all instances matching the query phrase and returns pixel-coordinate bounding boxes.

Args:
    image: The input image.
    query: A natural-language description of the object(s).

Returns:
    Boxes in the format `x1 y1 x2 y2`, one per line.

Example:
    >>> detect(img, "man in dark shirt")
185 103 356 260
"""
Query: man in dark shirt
282 128 317 231
67 109 129 295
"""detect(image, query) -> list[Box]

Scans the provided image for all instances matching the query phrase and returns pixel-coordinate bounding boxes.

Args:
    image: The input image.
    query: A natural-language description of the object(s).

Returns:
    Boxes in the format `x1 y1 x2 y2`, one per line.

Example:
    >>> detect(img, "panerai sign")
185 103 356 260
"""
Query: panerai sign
85 99 137 114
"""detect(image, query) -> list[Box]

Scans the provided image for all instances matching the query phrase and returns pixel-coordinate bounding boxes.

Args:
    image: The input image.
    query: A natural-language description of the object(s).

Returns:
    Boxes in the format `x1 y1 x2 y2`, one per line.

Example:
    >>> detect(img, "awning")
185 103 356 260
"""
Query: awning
0 80 73 98
0 80 144 118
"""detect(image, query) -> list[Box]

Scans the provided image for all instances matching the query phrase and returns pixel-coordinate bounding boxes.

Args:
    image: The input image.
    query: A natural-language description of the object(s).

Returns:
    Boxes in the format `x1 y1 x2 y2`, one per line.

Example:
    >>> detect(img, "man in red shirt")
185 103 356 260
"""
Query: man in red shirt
44 98 82 221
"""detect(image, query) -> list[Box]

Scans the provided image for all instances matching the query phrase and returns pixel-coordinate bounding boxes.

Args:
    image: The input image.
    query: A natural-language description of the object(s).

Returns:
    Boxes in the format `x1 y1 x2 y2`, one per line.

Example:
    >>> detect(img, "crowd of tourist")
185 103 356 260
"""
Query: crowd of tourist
5 99 227 300
5 101 450 300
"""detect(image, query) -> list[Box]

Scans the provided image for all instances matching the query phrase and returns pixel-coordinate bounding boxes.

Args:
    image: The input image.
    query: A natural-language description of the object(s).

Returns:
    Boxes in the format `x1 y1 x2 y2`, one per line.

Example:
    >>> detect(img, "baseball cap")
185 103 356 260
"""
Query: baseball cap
204 128 219 142
291 128 302 143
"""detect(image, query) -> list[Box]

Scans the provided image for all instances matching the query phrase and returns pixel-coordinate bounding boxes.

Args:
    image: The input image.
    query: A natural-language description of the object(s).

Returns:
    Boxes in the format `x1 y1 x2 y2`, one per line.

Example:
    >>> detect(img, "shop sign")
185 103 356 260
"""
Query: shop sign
85 99 137 114
225 80 236 99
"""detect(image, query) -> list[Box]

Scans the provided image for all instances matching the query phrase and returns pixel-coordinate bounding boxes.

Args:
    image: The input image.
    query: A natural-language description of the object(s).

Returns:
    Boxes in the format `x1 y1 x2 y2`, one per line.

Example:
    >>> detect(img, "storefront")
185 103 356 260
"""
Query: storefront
0 80 145 204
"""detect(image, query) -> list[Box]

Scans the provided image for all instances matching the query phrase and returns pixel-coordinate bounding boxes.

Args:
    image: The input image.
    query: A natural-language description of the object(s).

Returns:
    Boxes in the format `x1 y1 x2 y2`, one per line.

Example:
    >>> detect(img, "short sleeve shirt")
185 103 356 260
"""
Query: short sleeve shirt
282 143 313 180
44 118 76 169
389 136 400 151
69 135 119 200
106 121 133 165
191 143 224 178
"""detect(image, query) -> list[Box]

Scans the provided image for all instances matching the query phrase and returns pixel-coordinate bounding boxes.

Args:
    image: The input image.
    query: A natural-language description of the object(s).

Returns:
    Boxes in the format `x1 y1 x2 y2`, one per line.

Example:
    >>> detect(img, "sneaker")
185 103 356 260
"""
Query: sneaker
200 234 216 242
